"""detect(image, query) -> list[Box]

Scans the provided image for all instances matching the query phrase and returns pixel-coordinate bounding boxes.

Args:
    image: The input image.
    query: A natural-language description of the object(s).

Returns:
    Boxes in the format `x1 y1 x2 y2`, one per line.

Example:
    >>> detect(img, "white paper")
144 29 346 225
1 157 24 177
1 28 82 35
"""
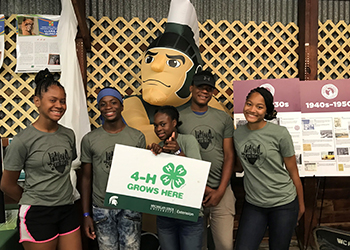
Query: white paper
15 14 60 73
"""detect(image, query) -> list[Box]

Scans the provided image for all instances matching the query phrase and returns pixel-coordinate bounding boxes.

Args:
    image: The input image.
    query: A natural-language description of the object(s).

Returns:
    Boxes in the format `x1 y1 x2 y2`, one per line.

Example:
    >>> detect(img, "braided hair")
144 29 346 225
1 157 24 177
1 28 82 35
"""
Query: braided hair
34 68 65 98
154 105 183 129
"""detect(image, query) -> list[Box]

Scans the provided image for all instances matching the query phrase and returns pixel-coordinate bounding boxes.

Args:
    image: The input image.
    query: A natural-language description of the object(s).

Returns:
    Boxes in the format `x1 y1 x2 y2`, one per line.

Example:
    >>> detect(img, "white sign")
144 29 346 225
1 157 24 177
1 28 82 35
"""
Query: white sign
105 144 211 221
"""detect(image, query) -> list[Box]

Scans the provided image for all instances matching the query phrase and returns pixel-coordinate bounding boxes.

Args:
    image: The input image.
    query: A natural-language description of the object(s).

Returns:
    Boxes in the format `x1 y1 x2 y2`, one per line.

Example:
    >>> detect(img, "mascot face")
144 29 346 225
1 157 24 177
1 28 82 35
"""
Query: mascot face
141 47 194 107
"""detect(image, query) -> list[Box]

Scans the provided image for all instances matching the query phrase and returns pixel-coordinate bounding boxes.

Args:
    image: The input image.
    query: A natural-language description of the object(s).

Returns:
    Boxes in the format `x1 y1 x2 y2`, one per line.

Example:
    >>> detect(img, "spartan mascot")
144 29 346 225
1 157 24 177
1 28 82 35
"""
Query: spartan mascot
122 0 223 144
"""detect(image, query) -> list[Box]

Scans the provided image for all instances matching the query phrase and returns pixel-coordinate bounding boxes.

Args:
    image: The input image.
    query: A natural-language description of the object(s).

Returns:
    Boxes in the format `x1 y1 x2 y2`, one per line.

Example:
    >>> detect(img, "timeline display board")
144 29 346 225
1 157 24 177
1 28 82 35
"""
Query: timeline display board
300 80 350 176
233 79 350 177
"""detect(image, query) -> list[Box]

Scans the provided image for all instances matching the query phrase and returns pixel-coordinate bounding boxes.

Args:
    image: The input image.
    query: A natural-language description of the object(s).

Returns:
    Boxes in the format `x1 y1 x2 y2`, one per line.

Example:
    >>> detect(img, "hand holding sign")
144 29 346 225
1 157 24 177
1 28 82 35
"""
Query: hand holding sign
147 143 163 155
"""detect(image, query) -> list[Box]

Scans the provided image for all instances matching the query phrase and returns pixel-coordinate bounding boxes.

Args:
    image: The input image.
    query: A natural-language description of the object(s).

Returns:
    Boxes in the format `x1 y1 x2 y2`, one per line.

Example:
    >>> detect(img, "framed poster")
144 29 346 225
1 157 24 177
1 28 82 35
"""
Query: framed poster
15 14 60 73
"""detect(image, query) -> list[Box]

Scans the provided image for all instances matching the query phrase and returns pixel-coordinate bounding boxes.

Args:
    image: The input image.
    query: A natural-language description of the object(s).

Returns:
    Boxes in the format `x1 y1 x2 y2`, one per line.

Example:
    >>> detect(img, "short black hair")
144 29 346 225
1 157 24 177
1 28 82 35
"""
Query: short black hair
154 105 183 128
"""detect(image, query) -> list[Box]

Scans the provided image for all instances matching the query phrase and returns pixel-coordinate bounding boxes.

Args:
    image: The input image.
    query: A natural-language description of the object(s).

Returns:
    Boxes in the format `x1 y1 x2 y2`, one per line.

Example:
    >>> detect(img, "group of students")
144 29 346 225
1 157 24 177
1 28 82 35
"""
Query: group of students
0 68 305 250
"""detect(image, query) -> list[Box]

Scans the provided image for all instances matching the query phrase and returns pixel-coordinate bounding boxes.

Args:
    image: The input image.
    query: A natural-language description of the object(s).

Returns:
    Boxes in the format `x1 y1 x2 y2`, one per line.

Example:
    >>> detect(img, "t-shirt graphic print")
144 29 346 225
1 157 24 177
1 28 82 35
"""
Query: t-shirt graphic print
240 141 266 166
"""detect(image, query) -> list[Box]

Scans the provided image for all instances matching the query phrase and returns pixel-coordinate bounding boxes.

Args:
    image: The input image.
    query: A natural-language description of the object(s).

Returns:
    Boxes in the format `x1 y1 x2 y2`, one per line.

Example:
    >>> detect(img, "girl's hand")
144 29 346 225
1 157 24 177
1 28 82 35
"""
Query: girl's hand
84 215 96 240
163 132 180 153
147 143 163 155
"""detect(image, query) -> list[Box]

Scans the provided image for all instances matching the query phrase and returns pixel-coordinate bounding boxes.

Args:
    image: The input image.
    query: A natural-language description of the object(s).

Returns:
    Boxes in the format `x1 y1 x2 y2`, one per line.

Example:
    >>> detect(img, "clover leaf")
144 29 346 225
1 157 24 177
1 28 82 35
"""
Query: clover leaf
160 163 187 189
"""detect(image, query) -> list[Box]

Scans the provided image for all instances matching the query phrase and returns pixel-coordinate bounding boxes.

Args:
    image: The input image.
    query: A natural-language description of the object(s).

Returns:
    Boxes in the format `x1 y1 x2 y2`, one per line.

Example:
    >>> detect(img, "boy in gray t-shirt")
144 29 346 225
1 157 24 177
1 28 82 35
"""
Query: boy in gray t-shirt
80 87 146 250
178 71 236 250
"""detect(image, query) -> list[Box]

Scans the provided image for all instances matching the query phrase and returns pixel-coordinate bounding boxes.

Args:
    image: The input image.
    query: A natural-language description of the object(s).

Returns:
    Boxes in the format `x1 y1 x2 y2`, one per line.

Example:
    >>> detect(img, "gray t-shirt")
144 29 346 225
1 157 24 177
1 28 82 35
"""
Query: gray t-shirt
234 122 296 208
178 106 234 188
4 124 77 206
159 133 202 160
80 126 146 208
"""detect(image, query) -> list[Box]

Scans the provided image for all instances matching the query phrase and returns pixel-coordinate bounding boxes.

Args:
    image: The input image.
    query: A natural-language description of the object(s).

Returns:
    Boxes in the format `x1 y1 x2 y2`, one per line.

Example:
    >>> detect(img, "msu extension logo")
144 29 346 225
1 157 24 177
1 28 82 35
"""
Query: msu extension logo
160 163 187 189
321 84 338 99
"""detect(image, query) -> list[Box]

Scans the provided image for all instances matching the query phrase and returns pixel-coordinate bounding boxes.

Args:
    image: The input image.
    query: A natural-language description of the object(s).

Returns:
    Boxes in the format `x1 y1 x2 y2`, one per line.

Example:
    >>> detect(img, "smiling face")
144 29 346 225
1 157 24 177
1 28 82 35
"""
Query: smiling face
34 85 66 123
243 92 267 128
153 112 177 141
99 96 124 123
141 48 194 106
190 84 214 108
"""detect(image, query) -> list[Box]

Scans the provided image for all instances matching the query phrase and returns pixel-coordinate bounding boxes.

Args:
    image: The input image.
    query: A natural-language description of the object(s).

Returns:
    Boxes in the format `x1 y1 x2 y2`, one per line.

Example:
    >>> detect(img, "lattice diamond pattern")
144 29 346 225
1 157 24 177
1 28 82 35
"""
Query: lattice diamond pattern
87 17 166 128
87 17 299 129
4 15 348 136
318 20 350 80
0 15 38 137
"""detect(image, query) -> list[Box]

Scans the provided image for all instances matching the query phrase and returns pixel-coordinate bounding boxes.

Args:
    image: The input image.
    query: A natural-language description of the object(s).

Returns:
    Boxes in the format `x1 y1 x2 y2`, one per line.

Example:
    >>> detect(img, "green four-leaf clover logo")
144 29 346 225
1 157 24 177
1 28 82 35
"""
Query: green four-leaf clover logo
160 163 187 189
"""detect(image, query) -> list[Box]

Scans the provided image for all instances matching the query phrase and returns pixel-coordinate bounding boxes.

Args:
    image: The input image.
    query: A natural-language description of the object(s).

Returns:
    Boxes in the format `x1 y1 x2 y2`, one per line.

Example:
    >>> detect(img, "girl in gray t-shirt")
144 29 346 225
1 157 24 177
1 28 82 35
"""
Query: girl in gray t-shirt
1 69 82 250
234 87 305 250
147 105 203 250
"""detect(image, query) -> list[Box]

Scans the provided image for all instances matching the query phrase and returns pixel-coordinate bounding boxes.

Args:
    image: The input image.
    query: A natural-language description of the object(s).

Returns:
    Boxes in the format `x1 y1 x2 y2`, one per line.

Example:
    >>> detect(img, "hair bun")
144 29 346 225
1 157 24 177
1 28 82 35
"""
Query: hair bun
265 109 278 120
35 68 54 84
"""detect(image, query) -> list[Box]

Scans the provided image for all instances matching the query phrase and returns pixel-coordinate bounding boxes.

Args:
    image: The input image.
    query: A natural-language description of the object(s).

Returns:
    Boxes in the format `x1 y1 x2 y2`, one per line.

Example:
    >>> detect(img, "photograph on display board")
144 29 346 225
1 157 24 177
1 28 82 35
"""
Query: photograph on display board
335 130 349 139
48 54 60 65
334 117 341 127
18 16 39 36
320 130 333 138
336 147 348 156
321 151 335 160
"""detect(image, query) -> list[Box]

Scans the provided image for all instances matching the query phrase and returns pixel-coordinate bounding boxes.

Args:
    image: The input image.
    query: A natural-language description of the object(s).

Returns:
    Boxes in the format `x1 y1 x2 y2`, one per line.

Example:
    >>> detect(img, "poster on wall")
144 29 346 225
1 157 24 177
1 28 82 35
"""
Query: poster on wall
0 15 4 69
15 14 60 73
233 79 303 169
300 79 350 177
105 144 211 221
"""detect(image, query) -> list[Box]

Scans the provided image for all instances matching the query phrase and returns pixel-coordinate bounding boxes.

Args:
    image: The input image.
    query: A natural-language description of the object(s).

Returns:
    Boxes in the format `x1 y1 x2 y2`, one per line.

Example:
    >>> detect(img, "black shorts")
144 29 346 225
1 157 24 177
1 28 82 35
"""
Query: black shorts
18 204 80 243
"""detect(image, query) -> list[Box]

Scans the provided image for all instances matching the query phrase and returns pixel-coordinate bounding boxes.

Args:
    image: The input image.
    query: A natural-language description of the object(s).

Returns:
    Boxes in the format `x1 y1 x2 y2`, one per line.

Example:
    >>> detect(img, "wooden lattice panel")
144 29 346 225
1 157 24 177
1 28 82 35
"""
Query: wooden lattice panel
87 17 166 128
87 17 299 129
0 15 38 137
7 17 350 136
318 20 350 80
0 15 61 137
199 20 299 111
